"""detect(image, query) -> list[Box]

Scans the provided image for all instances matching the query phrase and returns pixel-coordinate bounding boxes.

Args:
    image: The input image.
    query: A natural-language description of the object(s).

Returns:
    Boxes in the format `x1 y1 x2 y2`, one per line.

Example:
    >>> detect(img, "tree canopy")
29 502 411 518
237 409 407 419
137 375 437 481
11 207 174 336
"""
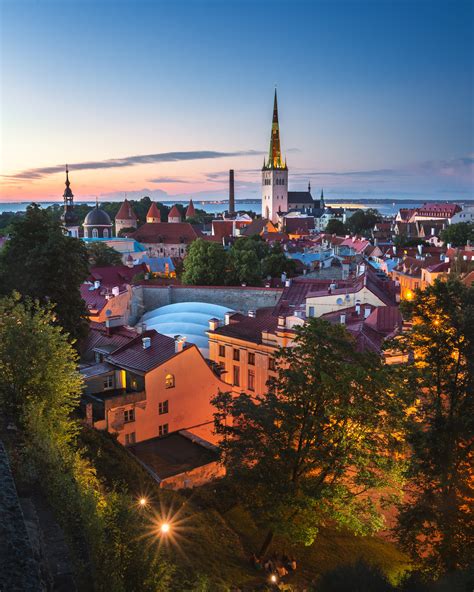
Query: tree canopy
213 318 407 555
347 208 381 236
182 235 296 286
87 241 123 267
324 218 348 235
439 222 474 247
0 204 89 343
393 279 474 575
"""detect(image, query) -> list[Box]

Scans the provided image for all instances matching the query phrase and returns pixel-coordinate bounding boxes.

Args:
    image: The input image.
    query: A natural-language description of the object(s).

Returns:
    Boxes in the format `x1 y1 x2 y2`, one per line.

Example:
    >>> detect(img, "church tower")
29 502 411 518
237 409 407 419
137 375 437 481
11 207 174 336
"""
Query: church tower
61 165 80 237
262 89 288 223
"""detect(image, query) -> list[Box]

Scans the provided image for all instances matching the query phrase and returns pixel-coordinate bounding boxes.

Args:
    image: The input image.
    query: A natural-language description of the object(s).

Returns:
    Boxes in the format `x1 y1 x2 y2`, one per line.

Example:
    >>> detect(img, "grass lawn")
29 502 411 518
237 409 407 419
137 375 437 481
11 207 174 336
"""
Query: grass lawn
79 426 411 590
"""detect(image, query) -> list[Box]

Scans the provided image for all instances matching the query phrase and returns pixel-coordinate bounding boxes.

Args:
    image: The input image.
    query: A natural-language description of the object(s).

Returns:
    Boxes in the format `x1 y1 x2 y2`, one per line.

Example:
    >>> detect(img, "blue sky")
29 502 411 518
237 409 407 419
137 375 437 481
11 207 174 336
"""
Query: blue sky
1 0 472 202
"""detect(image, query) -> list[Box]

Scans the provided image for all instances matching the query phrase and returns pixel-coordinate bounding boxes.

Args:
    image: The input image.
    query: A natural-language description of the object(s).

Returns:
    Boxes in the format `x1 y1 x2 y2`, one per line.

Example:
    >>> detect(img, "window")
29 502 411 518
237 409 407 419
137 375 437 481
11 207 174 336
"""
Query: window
248 369 255 392
92 228 98 238
233 366 240 386
165 374 175 389
125 432 136 445
103 375 113 390
94 351 103 363
219 345 226 358
103 229 109 238
308 306 315 317
124 408 135 423
233 349 240 361
159 400 169 415
248 352 255 365
159 423 169 437
268 357 276 372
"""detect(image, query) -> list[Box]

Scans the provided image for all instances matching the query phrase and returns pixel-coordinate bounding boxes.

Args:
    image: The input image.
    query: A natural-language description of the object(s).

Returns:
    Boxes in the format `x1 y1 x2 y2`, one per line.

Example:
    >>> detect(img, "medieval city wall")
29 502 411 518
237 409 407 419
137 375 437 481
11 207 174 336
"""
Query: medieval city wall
130 284 283 324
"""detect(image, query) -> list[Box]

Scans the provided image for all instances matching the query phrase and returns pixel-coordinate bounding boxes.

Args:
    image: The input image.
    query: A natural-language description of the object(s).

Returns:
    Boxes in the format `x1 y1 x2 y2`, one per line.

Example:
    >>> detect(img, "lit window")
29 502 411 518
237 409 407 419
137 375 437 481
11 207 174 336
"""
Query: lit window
103 375 113 390
124 408 135 423
248 369 255 392
165 374 175 389
233 366 240 386
159 423 169 437
125 432 136 445
268 357 276 372
159 400 169 415
248 352 255 365
219 345 226 358
233 349 240 361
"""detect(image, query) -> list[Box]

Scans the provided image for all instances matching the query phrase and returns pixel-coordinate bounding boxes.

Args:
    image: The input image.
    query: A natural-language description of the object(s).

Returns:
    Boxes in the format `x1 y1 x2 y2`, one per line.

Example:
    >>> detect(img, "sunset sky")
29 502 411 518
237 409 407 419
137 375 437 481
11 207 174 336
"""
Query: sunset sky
1 0 472 203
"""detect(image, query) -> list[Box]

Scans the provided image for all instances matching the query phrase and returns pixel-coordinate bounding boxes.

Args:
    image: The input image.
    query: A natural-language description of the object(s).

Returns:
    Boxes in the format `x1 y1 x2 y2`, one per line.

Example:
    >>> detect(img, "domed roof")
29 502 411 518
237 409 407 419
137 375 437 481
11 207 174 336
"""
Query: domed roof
61 209 79 225
84 204 112 226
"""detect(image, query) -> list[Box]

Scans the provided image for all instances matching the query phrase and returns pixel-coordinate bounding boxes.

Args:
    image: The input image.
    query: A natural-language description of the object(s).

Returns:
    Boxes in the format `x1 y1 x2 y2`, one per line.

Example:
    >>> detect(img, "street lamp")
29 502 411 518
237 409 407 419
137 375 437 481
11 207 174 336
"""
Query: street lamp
138 497 148 508
160 522 171 534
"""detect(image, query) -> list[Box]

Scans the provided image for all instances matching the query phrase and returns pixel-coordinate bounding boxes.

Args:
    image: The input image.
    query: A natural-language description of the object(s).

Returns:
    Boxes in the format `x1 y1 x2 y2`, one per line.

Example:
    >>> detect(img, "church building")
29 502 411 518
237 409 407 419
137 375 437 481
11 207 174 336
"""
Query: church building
61 165 80 237
261 91 322 223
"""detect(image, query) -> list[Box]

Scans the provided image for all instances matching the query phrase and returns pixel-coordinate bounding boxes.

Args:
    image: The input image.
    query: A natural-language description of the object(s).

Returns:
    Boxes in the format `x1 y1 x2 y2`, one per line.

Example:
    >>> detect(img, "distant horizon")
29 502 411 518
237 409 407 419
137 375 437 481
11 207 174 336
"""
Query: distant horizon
1 1 472 204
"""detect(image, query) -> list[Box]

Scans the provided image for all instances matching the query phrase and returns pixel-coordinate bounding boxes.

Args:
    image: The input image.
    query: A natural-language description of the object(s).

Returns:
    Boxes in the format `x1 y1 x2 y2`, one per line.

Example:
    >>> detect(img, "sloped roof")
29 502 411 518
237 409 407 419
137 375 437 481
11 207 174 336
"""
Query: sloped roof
209 308 279 345
106 329 185 373
88 264 148 288
168 205 181 220
284 217 315 234
116 199 137 221
288 191 314 205
146 202 161 221
212 220 234 240
130 222 202 244
81 322 138 358
185 199 196 218
240 218 277 236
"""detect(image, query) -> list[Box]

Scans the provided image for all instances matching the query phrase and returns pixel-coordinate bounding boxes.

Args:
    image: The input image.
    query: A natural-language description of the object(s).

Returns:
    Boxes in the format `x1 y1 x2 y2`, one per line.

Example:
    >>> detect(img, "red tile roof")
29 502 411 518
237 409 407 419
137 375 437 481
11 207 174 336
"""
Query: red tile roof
168 205 182 221
284 217 315 235
209 308 279 345
185 199 196 218
212 220 234 240
415 203 461 217
116 199 137 221
88 264 148 288
81 322 138 358
107 329 187 373
130 222 203 244
146 202 161 221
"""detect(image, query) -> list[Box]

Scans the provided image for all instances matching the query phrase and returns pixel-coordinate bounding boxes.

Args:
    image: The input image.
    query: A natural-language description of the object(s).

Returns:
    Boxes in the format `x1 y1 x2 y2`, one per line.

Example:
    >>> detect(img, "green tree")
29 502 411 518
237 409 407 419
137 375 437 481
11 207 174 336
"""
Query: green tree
440 222 474 247
227 236 267 286
213 318 406 556
393 279 474 576
347 208 381 236
182 238 228 285
0 204 89 342
261 243 297 279
324 218 348 235
87 241 123 267
117 226 137 237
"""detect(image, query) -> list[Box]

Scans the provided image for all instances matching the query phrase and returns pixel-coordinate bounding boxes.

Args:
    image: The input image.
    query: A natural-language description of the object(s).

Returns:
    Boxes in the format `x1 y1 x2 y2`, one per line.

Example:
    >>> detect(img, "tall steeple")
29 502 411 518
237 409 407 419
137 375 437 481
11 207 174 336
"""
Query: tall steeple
61 165 79 236
264 89 286 170
261 90 288 223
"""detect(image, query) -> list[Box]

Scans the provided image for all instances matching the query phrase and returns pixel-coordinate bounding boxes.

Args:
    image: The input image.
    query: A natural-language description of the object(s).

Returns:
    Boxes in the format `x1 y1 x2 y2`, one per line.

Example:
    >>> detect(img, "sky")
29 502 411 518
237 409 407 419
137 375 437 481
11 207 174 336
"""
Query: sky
0 0 473 203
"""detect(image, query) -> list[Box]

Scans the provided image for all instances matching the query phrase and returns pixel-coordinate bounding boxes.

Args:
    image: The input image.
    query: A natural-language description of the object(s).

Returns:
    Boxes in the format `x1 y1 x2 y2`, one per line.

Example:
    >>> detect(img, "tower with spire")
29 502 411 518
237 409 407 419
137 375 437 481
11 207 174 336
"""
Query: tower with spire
61 165 80 237
261 89 288 223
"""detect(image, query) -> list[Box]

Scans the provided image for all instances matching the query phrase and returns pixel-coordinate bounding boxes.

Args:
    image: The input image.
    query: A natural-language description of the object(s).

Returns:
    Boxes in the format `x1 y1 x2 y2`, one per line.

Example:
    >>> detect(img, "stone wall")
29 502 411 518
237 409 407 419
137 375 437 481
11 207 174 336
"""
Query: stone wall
130 284 284 323
0 441 44 591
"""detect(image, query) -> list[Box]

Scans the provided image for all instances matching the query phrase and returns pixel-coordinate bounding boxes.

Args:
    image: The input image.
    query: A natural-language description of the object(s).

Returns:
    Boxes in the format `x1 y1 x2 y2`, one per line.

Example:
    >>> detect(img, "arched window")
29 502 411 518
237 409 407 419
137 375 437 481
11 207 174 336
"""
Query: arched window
92 228 98 238
103 228 109 238
165 374 175 389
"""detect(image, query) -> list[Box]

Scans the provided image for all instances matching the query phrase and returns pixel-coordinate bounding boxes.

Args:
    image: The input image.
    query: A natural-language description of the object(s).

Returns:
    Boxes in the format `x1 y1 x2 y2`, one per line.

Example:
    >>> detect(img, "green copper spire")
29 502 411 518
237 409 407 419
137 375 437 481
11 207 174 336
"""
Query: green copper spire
265 89 286 170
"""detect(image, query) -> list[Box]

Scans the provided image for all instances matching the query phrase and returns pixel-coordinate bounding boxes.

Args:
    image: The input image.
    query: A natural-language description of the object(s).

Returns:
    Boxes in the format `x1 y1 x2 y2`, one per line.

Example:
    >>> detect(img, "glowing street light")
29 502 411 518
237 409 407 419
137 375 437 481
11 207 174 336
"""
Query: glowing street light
160 522 171 534
270 573 277 584
138 497 148 508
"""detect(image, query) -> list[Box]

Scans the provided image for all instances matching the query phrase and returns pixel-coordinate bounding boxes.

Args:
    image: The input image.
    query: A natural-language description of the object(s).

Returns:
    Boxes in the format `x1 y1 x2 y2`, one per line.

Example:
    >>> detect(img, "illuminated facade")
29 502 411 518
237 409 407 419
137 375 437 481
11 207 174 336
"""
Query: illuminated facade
262 90 288 223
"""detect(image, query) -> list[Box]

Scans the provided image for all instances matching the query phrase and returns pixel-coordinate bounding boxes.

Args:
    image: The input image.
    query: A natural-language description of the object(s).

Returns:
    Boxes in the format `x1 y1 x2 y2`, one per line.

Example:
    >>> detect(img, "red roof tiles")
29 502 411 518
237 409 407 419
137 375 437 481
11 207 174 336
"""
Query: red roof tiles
130 222 202 244
146 202 161 222
116 199 137 221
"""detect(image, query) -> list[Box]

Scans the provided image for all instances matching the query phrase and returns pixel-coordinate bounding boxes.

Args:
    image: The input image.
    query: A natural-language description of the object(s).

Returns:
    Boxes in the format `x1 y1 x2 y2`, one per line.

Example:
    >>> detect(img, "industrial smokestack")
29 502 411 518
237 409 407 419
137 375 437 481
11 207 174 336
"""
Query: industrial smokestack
229 169 235 215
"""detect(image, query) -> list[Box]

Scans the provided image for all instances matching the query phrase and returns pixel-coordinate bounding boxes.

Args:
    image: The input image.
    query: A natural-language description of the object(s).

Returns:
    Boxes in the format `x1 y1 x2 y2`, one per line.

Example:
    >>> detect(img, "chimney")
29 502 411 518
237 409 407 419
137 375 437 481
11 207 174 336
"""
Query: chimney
340 314 346 325
417 244 423 255
248 310 256 318
431 227 435 236
112 286 120 297
94 280 101 289
208 318 219 331
142 336 151 349
229 169 235 215
224 312 233 325
174 335 187 353
364 307 371 319
278 315 286 328
285 279 292 287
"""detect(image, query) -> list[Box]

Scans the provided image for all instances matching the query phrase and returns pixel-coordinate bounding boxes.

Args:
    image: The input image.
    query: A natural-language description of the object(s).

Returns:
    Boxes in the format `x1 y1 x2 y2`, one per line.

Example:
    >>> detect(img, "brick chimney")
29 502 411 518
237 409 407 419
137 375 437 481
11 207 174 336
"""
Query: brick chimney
229 169 235 216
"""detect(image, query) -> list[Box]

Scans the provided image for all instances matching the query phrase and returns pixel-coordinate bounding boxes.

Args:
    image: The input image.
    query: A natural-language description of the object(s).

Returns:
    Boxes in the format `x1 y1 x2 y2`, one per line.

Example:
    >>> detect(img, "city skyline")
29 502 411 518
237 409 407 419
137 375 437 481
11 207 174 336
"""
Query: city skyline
1 0 472 203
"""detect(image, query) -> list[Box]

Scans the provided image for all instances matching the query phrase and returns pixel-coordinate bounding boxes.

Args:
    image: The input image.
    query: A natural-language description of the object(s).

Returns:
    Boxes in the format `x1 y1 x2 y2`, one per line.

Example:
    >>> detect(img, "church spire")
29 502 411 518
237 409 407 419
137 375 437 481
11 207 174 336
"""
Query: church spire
63 164 73 202
265 88 286 170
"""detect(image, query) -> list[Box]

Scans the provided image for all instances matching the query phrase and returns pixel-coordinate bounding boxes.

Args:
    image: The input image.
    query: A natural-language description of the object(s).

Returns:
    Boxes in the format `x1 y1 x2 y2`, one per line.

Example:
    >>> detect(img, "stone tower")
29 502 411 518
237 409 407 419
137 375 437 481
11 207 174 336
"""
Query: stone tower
261 89 288 223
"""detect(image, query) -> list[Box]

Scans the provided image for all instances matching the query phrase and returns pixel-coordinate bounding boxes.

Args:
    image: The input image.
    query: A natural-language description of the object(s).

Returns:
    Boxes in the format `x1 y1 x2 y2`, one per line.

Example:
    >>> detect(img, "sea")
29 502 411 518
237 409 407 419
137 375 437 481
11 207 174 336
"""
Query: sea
0 199 472 218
